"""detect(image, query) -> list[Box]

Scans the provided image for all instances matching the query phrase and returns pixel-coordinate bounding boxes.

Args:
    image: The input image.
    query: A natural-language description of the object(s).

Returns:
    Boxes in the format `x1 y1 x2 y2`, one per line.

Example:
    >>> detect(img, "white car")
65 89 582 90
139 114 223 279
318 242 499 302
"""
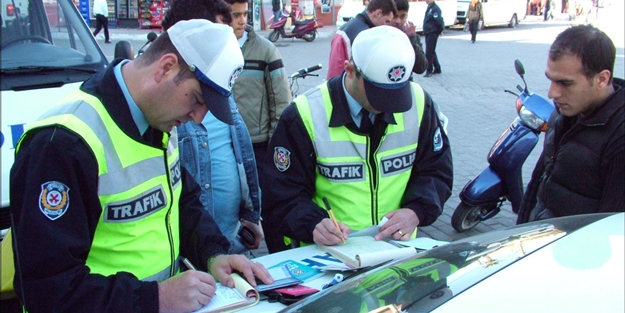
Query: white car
1 0 110 236
336 0 366 29
281 212 625 312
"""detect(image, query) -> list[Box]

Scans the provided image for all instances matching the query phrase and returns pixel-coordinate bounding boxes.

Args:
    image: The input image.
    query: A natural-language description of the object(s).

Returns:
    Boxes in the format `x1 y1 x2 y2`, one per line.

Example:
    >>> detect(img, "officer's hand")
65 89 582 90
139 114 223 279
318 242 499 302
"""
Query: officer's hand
240 219 264 249
404 21 416 37
313 218 351 246
158 270 216 313
375 209 419 241
209 254 274 288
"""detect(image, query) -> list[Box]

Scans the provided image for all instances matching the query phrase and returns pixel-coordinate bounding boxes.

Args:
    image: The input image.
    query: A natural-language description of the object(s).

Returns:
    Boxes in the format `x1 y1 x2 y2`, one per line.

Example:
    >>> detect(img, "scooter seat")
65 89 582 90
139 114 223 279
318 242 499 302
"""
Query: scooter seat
294 18 315 26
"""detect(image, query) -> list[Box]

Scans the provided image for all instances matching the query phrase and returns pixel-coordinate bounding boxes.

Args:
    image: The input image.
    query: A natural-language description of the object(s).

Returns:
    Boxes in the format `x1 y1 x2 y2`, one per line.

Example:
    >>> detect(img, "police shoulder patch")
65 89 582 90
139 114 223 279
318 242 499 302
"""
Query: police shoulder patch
433 127 443 152
39 181 70 220
274 146 291 172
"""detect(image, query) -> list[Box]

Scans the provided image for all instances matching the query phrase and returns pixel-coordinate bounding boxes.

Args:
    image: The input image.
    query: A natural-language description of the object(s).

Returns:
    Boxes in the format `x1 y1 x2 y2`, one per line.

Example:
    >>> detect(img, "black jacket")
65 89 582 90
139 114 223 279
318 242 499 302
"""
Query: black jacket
261 75 453 244
517 78 625 223
10 59 230 313
423 1 444 35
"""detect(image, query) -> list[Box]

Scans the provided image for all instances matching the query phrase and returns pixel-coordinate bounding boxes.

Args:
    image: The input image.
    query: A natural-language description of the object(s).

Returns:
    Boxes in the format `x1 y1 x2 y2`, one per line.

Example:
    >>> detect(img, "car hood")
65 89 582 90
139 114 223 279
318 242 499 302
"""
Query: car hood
281 213 624 313
434 213 624 312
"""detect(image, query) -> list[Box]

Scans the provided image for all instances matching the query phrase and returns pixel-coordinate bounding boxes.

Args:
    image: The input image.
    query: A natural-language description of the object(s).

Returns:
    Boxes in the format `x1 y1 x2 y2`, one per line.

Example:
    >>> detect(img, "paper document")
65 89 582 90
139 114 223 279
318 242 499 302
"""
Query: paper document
391 237 449 250
350 217 388 237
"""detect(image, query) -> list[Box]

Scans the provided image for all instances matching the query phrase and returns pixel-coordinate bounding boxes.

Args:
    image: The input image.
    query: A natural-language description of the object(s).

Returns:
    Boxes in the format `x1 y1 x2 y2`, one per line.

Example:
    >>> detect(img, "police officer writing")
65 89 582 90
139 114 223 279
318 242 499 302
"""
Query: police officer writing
261 26 453 249
9 20 273 313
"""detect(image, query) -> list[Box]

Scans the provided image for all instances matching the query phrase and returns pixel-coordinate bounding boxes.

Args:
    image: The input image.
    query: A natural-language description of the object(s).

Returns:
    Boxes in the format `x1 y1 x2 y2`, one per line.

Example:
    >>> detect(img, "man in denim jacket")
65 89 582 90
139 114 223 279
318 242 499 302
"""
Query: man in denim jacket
178 97 263 255
163 0 263 255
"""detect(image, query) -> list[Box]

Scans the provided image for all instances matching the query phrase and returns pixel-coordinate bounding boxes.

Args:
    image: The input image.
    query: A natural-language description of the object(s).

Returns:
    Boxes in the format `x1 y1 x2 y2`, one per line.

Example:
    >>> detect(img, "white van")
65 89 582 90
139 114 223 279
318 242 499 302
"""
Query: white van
1 0 109 235
456 0 526 28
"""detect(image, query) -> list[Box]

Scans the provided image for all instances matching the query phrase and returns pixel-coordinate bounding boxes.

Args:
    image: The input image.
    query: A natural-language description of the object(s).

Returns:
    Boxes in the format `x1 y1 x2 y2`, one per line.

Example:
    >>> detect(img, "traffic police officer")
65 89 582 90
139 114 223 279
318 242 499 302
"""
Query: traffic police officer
261 26 453 251
9 20 273 313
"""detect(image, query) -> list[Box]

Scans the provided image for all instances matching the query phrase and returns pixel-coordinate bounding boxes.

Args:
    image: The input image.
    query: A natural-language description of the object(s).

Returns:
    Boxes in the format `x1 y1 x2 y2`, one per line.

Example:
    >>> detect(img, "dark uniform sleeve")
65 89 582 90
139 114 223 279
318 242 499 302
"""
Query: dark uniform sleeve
10 127 159 313
434 5 445 34
260 104 328 244
400 91 453 226
178 168 230 271
409 34 428 75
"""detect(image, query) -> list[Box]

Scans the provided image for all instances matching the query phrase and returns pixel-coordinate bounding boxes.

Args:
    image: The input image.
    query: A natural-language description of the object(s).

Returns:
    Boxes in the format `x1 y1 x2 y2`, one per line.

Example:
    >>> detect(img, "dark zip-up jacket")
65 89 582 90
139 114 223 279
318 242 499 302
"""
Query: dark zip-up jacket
423 1 444 35
517 78 625 223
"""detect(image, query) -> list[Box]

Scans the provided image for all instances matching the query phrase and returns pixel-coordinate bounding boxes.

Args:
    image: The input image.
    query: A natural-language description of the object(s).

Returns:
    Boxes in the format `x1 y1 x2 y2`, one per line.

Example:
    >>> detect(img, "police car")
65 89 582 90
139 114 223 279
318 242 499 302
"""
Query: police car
1 0 111 236
244 212 624 312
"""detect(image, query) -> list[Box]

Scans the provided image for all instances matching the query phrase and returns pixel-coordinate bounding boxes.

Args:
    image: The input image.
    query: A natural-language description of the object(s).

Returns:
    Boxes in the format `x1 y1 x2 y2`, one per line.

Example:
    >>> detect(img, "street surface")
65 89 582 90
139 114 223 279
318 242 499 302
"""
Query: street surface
100 11 624 256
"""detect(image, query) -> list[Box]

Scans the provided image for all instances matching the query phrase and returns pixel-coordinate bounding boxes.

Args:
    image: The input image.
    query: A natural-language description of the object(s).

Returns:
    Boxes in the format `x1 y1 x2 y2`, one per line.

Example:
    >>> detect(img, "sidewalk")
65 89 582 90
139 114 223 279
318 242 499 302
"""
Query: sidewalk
106 24 338 42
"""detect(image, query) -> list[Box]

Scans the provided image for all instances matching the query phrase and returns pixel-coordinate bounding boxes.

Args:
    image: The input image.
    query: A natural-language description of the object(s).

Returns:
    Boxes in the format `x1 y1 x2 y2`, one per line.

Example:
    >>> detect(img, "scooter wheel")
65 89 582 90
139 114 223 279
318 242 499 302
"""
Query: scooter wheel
302 31 316 42
451 203 489 233
268 30 280 43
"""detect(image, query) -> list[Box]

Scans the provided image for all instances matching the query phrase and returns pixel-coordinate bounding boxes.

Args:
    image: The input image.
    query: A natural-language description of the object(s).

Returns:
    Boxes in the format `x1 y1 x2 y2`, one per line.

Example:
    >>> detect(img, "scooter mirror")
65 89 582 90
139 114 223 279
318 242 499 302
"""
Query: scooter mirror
514 59 525 77
514 59 529 94
147 32 158 43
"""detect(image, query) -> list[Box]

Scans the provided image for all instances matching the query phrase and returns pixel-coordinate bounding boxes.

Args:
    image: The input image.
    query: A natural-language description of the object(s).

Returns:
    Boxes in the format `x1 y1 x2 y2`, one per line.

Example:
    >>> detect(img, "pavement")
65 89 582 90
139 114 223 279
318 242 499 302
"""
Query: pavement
100 11 624 258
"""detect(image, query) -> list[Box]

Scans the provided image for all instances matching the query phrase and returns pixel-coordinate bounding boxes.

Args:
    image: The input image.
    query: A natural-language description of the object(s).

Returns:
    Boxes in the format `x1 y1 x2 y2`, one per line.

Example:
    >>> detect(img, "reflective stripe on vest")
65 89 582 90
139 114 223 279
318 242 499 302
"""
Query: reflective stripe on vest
20 90 182 281
295 83 425 231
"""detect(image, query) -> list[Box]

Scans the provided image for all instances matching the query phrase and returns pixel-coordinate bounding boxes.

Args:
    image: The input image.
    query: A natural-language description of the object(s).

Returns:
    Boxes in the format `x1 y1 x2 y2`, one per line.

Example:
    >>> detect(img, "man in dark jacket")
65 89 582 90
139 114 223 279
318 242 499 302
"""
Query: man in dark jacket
422 0 444 77
517 25 624 224
393 0 428 75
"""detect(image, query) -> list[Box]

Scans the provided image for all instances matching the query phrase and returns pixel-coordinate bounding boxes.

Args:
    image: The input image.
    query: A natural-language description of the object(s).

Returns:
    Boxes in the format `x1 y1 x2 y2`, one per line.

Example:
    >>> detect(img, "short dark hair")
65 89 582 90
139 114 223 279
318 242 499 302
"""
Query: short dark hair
367 0 397 16
162 0 233 29
393 0 409 12
549 25 615 82
135 31 194 84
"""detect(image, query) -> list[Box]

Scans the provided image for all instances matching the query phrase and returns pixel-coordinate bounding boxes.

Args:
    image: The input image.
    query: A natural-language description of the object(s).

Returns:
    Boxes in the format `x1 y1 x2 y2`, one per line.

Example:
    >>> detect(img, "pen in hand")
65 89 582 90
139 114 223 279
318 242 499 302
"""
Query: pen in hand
183 258 197 271
323 197 346 243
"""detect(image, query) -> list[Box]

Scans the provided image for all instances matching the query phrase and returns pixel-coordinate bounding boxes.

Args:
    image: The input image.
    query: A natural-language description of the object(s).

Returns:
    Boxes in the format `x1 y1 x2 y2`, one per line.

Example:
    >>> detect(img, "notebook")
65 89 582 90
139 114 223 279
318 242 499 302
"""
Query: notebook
319 236 417 269
192 274 259 313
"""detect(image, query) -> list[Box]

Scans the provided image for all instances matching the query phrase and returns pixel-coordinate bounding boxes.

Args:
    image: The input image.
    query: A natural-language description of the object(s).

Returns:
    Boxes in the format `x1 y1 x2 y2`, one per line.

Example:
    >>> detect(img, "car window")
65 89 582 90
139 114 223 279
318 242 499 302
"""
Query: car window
1 0 107 90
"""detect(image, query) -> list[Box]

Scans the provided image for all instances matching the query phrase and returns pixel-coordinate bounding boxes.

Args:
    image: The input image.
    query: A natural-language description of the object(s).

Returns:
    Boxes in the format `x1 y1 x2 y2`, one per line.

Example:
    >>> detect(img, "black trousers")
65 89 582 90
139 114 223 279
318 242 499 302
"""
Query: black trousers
93 14 109 42
425 33 441 74
468 20 480 42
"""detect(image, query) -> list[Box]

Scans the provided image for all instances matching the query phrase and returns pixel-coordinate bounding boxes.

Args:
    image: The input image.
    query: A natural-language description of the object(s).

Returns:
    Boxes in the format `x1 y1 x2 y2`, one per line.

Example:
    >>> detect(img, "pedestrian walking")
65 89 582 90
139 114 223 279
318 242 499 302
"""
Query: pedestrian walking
467 0 483 43
92 0 110 43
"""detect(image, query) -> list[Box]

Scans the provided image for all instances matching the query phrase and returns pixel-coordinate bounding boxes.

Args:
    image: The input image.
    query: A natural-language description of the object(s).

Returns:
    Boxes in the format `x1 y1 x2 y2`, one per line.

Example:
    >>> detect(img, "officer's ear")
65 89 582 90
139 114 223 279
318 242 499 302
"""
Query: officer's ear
344 60 357 79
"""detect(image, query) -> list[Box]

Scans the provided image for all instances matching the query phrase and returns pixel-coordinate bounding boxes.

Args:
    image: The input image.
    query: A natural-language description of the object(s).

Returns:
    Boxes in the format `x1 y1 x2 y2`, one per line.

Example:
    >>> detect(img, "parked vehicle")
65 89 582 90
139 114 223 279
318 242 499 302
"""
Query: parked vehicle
1 0 125 238
451 59 554 233
456 0 526 28
336 0 365 29
267 6 318 42
276 212 624 312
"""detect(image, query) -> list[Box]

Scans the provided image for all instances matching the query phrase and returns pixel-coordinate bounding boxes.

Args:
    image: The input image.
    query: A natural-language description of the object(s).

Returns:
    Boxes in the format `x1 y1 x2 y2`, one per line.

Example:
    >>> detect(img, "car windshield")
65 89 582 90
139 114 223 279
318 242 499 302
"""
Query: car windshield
1 0 106 90
281 214 609 313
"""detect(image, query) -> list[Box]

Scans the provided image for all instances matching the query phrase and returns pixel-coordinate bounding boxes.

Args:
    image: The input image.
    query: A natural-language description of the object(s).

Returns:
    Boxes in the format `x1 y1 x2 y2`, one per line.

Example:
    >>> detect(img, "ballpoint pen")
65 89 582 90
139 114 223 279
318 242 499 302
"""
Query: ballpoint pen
183 257 197 271
322 197 346 243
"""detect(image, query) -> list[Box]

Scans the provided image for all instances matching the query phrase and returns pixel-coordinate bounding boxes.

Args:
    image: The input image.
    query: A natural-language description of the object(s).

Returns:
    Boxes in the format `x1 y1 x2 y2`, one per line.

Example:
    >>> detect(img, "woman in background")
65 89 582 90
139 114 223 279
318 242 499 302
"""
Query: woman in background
467 0 483 43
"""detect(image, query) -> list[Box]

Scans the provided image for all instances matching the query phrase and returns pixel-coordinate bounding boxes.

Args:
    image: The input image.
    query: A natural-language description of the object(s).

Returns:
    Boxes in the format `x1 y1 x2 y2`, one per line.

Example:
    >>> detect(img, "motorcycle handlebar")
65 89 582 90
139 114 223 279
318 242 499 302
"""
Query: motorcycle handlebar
291 64 323 78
